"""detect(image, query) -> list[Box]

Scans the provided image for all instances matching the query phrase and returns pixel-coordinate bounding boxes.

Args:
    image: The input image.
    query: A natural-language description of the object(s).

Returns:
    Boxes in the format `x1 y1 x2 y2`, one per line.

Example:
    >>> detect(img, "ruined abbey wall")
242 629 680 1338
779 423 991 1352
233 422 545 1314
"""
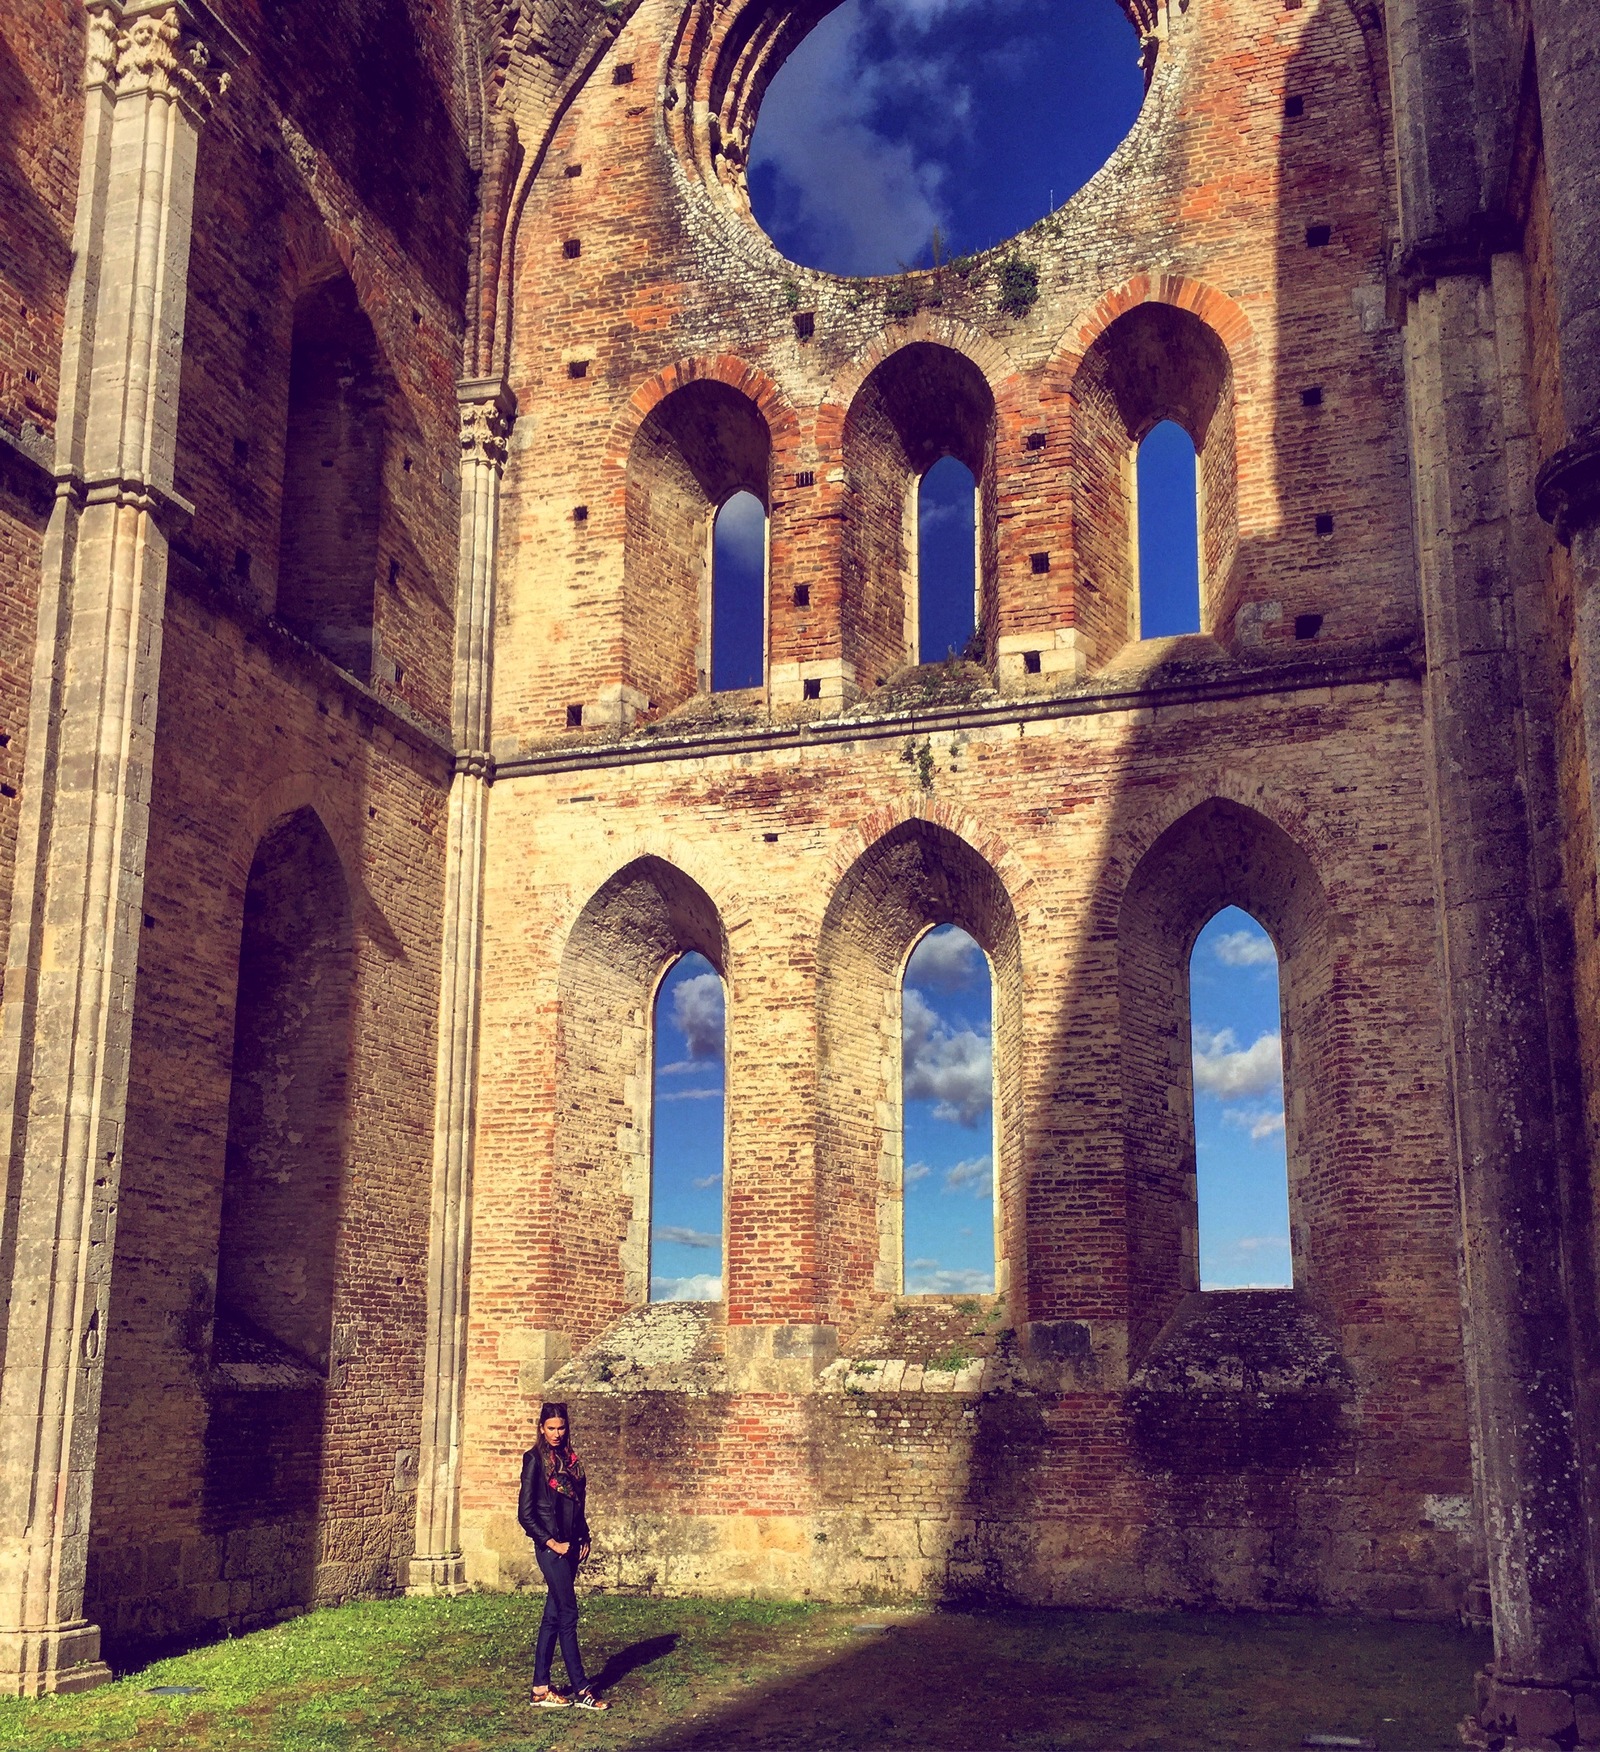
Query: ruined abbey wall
0 0 1598 1739
456 0 1475 1616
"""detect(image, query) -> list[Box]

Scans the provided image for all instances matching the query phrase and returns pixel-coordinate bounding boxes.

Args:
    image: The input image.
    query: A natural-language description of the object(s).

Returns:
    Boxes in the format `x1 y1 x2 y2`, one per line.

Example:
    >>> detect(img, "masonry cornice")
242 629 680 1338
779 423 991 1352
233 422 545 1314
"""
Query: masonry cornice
496 645 1424 780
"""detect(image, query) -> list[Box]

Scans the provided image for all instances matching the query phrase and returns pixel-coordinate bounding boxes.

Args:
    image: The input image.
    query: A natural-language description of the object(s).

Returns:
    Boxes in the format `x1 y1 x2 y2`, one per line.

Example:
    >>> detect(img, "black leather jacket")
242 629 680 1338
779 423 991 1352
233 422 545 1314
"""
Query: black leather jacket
518 1447 590 1551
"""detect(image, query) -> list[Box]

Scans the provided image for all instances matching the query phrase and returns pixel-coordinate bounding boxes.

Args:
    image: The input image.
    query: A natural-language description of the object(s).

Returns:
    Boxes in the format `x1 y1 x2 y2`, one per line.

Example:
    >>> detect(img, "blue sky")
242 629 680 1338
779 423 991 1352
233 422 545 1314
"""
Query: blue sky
748 0 1146 276
902 925 996 1294
648 916 1291 1301
1190 908 1292 1288
650 952 726 1300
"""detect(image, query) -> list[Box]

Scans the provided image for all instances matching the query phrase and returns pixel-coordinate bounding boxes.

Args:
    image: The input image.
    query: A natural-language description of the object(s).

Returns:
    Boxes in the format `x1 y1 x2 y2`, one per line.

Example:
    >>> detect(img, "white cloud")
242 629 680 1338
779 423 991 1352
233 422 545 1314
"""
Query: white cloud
943 1153 992 1198
1224 1105 1287 1142
903 987 992 1126
1192 1027 1282 1100
670 971 724 1061
749 3 949 275
905 1160 932 1183
692 1173 722 1191
658 1088 722 1102
905 1259 994 1295
1211 929 1277 968
653 1225 719 1250
906 926 983 992
651 1274 722 1302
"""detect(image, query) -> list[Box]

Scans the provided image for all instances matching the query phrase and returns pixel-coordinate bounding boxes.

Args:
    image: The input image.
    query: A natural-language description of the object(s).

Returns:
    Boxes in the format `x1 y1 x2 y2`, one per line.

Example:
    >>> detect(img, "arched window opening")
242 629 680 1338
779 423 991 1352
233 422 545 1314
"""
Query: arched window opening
649 952 726 1303
277 274 385 680
901 925 996 1295
916 456 977 664
1189 906 1291 1290
1136 421 1201 638
842 343 996 684
205 807 353 1607
711 491 768 692
626 380 771 710
1071 303 1236 669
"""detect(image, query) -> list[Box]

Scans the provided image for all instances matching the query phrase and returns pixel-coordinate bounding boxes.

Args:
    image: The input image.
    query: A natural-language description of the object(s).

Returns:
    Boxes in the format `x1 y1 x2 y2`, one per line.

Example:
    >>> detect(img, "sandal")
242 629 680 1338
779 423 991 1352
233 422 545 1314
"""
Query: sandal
573 1689 610 1710
531 1685 571 1709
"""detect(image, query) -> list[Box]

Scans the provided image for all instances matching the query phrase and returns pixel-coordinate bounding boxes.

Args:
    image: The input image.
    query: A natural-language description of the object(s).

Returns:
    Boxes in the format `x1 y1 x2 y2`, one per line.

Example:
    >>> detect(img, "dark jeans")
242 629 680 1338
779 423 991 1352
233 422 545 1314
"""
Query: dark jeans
534 1545 588 1690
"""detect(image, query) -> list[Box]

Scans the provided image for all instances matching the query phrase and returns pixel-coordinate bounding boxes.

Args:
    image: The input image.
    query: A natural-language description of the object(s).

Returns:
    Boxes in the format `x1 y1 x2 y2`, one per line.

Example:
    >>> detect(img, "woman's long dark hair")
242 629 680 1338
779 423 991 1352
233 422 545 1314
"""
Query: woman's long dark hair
534 1401 572 1469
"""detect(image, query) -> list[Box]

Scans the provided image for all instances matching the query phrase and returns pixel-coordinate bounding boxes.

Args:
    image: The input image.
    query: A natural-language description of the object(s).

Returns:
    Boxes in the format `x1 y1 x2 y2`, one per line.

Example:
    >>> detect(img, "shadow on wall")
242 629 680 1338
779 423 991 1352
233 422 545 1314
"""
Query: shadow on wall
201 807 354 1637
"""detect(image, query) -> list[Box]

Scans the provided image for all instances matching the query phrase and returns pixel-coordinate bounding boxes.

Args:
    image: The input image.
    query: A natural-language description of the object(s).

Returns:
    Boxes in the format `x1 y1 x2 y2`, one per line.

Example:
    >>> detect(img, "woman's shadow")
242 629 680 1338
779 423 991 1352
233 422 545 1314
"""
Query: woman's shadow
589 1632 680 1691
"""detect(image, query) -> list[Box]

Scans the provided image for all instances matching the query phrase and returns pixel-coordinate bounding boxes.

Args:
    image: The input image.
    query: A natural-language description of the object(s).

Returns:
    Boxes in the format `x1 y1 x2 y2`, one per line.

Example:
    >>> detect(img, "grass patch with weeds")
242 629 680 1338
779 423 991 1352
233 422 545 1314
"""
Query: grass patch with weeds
0 1591 1487 1751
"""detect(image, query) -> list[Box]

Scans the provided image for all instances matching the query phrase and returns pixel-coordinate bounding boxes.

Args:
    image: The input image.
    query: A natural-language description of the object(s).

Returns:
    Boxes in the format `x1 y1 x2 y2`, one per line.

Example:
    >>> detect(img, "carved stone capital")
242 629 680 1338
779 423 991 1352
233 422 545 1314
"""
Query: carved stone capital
453 749 494 782
1536 434 1600 547
84 0 244 118
458 378 517 470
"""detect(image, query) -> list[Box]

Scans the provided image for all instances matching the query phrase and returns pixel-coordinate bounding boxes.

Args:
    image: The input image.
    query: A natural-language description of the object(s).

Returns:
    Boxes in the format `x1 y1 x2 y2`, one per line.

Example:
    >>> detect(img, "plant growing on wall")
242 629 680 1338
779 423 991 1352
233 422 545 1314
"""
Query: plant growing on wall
995 256 1040 318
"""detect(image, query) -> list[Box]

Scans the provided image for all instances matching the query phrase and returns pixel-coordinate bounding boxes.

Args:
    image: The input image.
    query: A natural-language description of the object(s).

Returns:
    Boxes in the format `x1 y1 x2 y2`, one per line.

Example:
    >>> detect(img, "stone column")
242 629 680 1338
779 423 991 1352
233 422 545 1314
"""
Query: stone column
0 0 237 1695
1407 270 1597 1748
408 380 514 1596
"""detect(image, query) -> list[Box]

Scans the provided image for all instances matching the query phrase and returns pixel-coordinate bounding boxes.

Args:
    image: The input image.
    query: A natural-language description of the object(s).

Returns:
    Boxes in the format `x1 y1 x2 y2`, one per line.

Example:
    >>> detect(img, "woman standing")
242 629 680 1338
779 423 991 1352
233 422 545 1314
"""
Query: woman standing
519 1402 610 1710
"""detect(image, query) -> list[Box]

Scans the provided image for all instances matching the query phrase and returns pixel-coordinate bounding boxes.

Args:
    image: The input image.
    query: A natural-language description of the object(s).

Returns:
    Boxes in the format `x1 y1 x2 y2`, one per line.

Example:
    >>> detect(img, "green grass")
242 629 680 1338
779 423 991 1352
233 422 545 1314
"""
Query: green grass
0 1592 1488 1750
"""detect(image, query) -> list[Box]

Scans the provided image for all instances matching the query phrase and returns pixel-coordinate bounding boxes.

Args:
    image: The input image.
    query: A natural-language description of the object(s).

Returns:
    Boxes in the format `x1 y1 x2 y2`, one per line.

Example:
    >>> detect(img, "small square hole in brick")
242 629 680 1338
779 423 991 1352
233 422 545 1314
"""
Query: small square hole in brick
568 360 589 379
565 162 583 177
573 505 589 522
1025 431 1048 451
1295 613 1324 640
1305 224 1332 248
794 470 815 488
232 547 251 578
233 437 249 465
793 311 815 341
563 238 582 259
793 584 811 608
1315 513 1335 535
803 678 822 701
1024 651 1042 674
1030 552 1051 574
1301 385 1324 407
763 832 779 844
388 559 401 585
1283 94 1304 117
566 704 583 728
613 61 634 83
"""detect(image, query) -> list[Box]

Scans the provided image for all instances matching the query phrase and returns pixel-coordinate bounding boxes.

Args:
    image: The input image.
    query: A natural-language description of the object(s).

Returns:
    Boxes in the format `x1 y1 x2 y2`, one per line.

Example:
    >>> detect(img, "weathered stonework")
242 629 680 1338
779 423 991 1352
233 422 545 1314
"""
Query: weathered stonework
0 0 1595 1742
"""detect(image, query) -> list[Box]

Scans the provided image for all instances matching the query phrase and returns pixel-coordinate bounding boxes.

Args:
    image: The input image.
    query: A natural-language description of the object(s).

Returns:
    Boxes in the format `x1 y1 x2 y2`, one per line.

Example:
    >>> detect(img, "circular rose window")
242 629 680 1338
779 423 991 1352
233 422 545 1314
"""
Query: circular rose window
742 0 1150 275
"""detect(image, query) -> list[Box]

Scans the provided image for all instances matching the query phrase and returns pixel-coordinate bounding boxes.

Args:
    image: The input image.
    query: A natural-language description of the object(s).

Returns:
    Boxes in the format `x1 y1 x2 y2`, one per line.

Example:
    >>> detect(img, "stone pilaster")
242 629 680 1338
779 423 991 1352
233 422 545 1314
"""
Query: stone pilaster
1406 271 1596 1748
409 380 514 1596
0 0 238 1697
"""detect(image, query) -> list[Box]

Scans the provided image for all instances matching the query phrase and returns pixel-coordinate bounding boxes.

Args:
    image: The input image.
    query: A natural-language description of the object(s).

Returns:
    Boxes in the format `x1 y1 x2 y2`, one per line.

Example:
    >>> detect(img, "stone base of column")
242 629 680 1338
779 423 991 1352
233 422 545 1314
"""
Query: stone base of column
406 1555 471 1597
1466 1673 1600 1750
0 1620 112 1697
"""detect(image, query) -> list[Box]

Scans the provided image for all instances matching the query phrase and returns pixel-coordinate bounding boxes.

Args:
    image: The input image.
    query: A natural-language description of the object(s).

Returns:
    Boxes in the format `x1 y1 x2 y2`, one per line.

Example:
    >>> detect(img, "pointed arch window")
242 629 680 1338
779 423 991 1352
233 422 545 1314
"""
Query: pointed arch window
1136 420 1201 638
901 925 996 1294
711 491 768 692
649 952 726 1302
916 456 978 664
1189 906 1292 1289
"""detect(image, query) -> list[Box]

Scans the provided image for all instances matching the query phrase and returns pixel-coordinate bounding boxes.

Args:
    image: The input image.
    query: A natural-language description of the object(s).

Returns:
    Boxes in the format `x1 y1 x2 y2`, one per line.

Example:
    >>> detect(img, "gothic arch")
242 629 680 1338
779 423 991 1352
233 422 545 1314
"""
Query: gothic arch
1116 797 1338 1358
554 856 729 1338
816 819 1023 1334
